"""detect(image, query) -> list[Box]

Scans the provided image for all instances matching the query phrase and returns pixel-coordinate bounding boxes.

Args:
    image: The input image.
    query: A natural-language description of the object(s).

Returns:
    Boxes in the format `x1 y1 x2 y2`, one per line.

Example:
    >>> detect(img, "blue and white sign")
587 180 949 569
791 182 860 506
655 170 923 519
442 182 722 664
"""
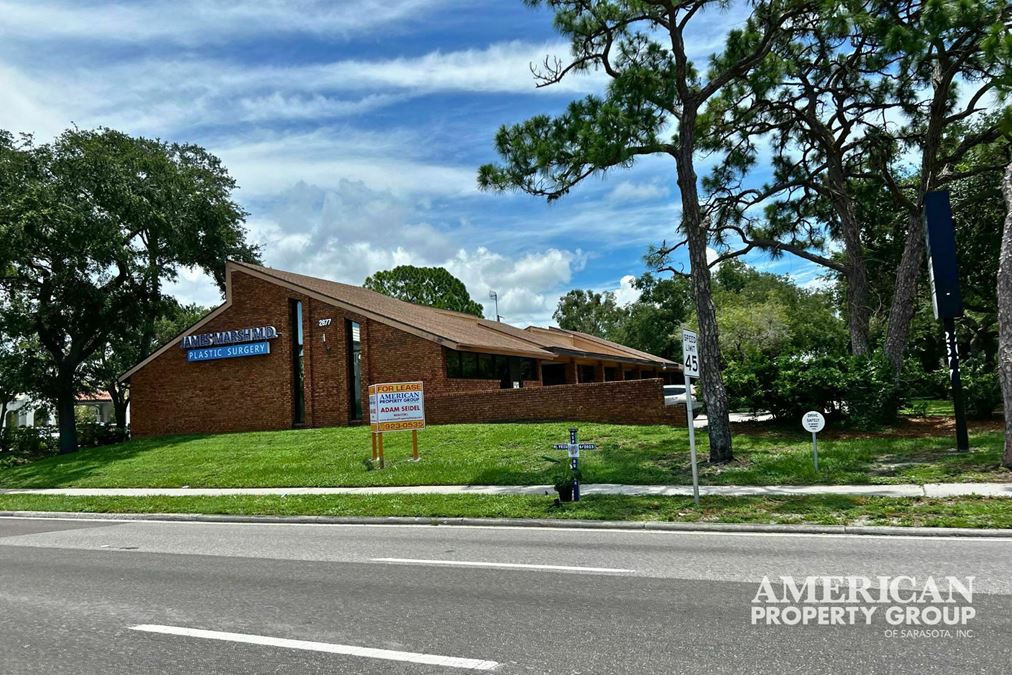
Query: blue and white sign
180 325 278 350
186 341 271 362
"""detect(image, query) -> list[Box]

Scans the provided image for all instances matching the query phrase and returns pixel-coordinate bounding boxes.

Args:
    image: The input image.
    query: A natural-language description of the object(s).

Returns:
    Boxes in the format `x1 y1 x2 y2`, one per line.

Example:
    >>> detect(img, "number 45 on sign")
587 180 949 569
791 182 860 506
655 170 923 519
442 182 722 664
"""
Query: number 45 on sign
682 330 699 377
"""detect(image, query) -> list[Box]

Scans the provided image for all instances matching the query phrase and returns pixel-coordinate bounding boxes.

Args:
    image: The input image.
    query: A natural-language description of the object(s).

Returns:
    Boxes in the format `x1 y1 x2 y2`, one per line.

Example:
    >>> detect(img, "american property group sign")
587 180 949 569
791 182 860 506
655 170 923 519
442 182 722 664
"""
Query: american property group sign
369 381 426 432
181 325 278 363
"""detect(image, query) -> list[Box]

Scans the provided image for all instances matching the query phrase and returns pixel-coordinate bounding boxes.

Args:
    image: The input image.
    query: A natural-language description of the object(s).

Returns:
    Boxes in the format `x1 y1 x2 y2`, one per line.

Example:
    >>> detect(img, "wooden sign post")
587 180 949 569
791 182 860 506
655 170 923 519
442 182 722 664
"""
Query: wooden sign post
368 381 425 468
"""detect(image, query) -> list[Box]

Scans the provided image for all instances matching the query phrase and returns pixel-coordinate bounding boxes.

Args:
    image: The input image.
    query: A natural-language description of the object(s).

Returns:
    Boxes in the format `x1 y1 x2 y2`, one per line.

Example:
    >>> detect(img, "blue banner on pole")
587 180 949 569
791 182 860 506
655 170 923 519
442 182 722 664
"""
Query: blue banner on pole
186 341 270 362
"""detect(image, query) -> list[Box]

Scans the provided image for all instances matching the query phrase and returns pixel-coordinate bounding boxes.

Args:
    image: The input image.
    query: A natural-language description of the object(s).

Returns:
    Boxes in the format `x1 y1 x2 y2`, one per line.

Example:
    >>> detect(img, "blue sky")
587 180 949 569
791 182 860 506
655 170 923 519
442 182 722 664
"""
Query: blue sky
0 0 826 325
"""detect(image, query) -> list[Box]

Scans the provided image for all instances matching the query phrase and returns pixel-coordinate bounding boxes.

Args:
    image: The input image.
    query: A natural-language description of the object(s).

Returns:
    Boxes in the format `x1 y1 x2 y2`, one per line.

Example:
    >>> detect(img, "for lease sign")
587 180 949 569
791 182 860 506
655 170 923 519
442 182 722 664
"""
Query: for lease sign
369 381 425 432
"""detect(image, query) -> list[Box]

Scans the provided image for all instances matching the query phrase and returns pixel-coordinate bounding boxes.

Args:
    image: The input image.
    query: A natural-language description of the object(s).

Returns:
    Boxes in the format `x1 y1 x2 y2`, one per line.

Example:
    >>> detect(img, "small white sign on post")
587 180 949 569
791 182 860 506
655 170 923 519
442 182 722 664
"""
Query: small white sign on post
682 329 700 506
802 410 825 471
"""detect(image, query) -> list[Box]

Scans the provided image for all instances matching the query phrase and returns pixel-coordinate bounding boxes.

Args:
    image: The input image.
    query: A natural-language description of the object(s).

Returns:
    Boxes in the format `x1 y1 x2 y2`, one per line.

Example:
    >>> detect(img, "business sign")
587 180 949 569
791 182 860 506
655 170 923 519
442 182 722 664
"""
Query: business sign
369 381 425 432
682 329 699 377
186 341 271 362
180 325 278 350
923 191 963 320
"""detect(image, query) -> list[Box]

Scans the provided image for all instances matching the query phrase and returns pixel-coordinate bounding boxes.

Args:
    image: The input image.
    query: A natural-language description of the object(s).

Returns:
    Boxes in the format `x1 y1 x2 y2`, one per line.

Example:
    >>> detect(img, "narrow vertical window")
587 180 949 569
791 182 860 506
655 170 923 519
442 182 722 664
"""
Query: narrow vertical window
348 320 362 420
290 300 305 425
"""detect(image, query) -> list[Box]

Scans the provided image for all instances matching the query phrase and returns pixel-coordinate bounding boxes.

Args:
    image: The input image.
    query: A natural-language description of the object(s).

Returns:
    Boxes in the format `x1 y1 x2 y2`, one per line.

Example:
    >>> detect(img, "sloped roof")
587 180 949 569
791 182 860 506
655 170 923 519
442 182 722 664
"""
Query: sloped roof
120 261 679 380
524 326 678 366
237 262 677 367
235 262 555 359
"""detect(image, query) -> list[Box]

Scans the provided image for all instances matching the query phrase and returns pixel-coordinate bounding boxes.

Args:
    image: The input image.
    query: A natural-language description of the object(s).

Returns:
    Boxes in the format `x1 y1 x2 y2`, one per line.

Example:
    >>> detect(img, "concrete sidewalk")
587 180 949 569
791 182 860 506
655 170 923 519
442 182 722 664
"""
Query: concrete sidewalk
2 483 1010 498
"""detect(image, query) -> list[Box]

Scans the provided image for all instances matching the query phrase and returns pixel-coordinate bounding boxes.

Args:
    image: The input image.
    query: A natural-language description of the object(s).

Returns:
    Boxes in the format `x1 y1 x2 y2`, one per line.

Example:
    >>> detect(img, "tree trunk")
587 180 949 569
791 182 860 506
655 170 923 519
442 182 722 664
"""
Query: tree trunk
0 394 10 433
827 160 871 356
884 212 925 372
674 115 732 462
55 371 78 454
110 382 129 432
841 217 871 356
998 159 1012 469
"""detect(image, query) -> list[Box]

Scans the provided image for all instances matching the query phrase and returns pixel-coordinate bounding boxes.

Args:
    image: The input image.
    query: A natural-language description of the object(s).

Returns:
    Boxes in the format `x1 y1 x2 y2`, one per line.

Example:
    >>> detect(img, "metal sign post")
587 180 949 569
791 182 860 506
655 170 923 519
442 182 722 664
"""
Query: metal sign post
682 329 700 507
552 428 596 502
802 411 825 471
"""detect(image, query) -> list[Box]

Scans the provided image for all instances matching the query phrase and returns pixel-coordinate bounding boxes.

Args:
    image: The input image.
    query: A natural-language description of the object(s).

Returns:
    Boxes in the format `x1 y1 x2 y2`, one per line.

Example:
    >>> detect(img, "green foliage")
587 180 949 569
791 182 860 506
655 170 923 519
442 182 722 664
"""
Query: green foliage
901 357 948 400
961 355 1002 419
725 351 899 427
553 273 692 359
844 352 903 428
0 426 57 459
363 265 484 317
76 423 130 448
613 273 693 360
0 127 259 451
542 454 581 492
74 406 98 426
553 289 626 337
712 261 847 357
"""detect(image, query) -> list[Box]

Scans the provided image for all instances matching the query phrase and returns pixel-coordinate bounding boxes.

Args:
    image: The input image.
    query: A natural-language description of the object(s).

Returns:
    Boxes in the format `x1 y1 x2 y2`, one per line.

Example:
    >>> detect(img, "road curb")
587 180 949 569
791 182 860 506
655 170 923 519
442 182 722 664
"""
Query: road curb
2 510 1011 537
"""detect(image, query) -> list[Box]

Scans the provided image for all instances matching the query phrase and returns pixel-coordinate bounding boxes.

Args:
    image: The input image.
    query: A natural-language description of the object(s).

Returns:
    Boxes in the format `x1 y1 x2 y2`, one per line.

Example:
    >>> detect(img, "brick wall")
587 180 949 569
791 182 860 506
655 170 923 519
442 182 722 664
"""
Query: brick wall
130 269 681 437
131 271 310 436
426 378 687 426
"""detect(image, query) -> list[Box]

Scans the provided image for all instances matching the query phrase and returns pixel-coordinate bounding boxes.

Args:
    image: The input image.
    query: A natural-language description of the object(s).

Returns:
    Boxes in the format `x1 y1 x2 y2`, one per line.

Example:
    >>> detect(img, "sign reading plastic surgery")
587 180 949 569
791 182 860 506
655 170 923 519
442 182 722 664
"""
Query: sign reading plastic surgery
369 381 426 432
186 341 270 362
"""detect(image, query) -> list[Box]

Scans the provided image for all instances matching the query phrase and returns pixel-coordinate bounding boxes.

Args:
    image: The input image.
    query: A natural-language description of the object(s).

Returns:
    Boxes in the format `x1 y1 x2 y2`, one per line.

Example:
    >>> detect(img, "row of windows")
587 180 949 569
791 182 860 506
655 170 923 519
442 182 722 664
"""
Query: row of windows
445 349 538 382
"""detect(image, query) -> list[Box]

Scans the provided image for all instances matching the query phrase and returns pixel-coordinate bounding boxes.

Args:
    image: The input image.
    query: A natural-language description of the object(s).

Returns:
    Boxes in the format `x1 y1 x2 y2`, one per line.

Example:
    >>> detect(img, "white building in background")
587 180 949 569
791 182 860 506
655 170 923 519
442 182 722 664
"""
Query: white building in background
2 392 125 429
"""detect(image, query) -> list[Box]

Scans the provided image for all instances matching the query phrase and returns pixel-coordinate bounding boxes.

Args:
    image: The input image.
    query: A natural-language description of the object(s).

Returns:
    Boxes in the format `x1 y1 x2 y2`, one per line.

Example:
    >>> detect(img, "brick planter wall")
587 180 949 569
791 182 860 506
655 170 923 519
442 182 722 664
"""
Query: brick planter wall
426 378 686 426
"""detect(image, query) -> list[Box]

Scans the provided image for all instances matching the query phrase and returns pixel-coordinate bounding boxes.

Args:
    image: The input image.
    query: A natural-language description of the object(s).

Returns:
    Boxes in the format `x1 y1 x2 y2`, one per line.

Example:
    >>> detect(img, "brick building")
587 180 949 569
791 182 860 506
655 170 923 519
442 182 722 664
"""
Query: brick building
121 261 685 437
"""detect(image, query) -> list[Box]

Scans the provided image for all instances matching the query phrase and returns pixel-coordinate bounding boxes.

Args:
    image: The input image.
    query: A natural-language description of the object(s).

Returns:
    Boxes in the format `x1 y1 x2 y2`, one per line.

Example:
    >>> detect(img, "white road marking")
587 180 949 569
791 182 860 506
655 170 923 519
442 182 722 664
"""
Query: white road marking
372 557 636 574
128 625 499 671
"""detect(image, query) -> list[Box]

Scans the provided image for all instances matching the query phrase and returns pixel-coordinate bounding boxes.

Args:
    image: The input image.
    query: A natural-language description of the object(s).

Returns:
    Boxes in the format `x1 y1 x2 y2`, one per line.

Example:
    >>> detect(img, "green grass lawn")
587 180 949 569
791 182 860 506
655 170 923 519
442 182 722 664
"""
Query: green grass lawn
0 493 1009 529
901 399 956 416
0 420 1007 489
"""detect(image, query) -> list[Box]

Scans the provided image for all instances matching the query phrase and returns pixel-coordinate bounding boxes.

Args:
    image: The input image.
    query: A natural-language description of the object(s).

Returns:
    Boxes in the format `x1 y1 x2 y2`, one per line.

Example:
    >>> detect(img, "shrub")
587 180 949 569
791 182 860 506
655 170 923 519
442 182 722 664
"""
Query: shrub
722 350 901 428
77 423 130 447
961 356 1001 419
843 352 902 428
0 426 58 458
901 357 948 400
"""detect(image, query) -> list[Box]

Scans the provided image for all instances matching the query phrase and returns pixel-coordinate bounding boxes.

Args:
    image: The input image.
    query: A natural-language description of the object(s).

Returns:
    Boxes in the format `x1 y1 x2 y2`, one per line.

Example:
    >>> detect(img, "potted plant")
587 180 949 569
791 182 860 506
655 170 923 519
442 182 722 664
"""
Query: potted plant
544 456 580 502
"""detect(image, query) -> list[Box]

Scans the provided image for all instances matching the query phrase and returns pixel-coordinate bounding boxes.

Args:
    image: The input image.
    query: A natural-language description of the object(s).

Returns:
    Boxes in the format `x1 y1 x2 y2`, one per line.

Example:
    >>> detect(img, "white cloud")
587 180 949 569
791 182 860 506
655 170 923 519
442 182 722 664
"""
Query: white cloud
612 275 642 306
0 0 450 44
212 128 478 199
608 180 667 203
166 180 584 326
706 246 721 267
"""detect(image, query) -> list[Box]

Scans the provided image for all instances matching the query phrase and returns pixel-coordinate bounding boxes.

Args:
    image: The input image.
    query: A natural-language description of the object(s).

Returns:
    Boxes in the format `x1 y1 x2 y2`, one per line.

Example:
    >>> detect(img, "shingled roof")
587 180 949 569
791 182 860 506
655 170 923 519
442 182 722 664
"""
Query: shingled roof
120 261 678 381
234 262 677 368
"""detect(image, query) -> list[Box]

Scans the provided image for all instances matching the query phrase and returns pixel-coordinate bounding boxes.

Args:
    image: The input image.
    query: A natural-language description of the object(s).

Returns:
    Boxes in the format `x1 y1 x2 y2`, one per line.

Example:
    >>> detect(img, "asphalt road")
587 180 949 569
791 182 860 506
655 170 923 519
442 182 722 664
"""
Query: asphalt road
0 516 1009 673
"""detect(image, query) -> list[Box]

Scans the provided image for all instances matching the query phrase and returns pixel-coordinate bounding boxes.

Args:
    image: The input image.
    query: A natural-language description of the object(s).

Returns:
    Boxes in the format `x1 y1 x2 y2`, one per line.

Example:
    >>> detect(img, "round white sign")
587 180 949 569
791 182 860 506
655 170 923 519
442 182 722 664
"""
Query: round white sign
802 411 825 433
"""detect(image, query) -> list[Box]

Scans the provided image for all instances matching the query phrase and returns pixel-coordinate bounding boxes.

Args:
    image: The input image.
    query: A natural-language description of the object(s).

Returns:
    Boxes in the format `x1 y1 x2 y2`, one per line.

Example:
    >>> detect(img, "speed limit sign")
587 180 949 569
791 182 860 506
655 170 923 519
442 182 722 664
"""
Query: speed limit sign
682 329 699 377
681 328 700 506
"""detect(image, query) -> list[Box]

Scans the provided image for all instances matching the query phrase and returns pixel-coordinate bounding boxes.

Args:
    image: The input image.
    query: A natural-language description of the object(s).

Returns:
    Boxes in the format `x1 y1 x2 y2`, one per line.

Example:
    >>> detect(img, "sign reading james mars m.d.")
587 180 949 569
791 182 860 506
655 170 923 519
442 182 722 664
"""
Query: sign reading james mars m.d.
180 325 278 350
369 381 425 432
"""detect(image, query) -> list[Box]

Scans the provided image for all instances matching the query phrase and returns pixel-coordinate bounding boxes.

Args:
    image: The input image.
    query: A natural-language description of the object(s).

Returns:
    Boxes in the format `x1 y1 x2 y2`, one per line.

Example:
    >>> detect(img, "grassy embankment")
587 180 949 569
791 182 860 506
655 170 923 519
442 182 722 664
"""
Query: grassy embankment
0 419 1007 489
1 417 1007 527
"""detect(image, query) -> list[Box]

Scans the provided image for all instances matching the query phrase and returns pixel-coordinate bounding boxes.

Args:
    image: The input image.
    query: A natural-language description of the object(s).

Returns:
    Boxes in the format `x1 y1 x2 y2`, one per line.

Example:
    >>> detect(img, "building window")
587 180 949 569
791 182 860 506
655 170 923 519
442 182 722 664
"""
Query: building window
579 364 597 383
541 363 566 386
290 299 305 425
347 320 362 420
444 348 537 386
